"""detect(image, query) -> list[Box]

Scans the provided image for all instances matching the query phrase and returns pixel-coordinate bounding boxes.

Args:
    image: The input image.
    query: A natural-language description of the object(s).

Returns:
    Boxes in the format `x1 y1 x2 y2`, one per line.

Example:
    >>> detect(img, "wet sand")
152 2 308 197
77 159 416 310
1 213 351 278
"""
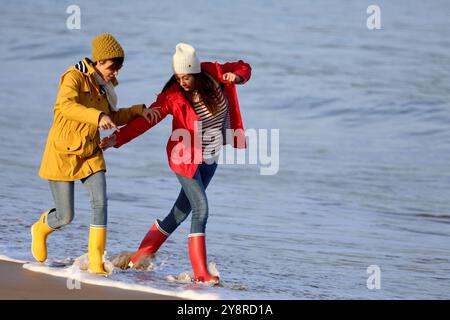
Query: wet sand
0 260 182 300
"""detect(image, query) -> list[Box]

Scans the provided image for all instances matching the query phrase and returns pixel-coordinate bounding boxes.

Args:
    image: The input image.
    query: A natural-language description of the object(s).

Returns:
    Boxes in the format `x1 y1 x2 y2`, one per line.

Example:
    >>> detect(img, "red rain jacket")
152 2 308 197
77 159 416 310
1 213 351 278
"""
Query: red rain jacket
114 60 252 178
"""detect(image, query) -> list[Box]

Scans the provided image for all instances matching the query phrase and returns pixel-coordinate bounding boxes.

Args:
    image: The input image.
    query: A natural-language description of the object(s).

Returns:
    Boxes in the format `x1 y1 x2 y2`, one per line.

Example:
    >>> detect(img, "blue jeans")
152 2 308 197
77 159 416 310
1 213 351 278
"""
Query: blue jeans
159 162 218 234
46 171 107 229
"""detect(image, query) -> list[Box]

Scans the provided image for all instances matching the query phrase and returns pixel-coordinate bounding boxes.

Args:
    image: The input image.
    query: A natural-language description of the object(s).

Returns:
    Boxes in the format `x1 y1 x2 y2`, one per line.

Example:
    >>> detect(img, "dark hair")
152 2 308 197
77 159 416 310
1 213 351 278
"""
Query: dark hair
162 72 221 115
94 57 124 70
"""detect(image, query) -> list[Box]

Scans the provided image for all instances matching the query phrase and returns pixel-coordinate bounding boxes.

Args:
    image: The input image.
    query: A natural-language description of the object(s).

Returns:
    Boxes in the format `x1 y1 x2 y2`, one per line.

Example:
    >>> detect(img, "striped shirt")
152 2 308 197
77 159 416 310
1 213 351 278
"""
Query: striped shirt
191 74 229 160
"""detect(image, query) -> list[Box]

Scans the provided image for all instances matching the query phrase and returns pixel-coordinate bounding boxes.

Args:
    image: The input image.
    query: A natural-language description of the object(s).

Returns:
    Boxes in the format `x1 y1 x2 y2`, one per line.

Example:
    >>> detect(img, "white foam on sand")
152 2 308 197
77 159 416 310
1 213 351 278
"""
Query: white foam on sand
0 254 28 264
0 254 220 300
166 262 220 285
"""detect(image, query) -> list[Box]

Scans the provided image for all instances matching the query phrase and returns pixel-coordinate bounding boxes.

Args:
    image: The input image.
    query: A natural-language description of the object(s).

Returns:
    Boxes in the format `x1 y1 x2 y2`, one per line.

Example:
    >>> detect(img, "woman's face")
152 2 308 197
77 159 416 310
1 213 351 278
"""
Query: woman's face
96 59 122 82
175 74 195 91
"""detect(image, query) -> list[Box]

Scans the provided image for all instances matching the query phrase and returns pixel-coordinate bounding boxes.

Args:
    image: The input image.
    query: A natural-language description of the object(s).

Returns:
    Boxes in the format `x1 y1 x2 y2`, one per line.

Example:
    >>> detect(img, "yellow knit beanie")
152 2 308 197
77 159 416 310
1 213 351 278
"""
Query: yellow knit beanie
91 33 124 62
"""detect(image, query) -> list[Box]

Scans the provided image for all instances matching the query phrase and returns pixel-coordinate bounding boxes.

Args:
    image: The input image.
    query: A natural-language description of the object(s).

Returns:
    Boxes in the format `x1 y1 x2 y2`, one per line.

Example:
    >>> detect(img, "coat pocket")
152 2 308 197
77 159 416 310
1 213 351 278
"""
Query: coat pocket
53 138 83 155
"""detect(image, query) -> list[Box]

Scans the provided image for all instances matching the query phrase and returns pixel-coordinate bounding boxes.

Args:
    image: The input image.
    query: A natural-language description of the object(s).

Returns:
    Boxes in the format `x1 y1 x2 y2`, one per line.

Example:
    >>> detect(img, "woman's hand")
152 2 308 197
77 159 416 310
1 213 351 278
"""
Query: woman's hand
143 107 161 124
99 134 117 151
223 72 242 84
99 114 120 132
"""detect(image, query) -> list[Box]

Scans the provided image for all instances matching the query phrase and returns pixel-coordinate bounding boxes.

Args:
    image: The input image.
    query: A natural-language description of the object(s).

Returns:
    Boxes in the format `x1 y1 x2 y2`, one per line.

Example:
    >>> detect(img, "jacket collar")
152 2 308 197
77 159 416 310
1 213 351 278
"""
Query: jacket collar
75 57 118 86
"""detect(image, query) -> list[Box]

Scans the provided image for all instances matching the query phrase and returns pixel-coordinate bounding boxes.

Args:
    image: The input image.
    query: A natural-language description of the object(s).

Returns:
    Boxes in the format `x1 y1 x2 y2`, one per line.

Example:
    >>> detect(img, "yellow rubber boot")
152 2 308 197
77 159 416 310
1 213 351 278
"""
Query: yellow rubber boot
88 226 109 275
31 209 56 262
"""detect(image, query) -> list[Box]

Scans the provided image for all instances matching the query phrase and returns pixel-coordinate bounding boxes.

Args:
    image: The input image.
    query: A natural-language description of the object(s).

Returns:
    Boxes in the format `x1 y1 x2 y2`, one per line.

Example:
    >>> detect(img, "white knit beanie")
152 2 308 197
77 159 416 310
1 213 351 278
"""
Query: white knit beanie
172 43 201 74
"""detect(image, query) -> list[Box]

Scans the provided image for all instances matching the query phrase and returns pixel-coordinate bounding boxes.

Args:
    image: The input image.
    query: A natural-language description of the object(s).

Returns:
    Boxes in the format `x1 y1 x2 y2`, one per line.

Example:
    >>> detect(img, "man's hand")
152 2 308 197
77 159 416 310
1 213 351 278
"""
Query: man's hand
99 114 120 131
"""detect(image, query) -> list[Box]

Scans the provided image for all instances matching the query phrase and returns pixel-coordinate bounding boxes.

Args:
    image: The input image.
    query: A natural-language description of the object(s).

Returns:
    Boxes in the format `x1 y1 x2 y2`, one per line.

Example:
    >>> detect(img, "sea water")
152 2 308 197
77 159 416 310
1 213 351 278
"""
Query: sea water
0 0 449 299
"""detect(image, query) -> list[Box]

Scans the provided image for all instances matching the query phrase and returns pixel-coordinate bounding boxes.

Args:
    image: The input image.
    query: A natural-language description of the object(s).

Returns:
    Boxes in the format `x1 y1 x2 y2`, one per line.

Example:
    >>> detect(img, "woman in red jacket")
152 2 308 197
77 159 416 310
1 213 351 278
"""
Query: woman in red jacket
100 43 251 284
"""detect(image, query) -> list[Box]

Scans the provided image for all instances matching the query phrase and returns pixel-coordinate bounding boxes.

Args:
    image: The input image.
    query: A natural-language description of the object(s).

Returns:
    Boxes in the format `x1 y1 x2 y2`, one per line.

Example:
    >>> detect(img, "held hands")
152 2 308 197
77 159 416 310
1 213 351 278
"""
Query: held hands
99 114 120 132
223 72 242 84
99 134 117 151
143 107 161 124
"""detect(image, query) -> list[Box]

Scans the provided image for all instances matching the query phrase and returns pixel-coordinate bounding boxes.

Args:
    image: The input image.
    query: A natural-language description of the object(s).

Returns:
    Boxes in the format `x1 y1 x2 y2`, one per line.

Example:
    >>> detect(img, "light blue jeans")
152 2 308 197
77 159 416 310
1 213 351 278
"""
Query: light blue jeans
159 161 218 234
46 171 107 229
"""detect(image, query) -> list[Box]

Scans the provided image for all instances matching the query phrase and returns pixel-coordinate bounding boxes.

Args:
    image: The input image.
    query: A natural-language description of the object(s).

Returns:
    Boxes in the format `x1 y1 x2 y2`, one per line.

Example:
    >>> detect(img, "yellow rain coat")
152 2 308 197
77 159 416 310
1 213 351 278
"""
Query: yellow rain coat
39 57 144 181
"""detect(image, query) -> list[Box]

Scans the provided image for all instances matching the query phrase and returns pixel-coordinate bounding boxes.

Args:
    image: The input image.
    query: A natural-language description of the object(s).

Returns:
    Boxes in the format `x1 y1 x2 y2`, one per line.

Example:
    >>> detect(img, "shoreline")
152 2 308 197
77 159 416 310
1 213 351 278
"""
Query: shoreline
0 260 182 300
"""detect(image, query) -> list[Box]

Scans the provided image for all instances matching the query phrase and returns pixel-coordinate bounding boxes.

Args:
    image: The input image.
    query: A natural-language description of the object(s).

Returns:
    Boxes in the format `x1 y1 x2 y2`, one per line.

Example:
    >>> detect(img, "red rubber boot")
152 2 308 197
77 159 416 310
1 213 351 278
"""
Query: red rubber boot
188 234 219 284
129 220 169 267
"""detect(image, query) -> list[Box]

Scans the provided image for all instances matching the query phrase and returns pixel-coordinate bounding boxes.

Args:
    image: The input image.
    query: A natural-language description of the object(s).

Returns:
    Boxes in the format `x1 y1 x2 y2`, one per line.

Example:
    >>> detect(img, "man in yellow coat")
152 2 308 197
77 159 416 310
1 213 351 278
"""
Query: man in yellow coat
32 33 144 274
